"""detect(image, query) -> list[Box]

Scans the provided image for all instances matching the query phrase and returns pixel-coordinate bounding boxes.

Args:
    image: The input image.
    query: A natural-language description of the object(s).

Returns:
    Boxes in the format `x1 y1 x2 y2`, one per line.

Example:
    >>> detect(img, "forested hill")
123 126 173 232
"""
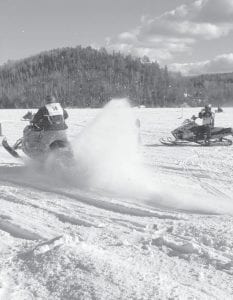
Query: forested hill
186 72 233 107
0 46 173 108
0 45 233 108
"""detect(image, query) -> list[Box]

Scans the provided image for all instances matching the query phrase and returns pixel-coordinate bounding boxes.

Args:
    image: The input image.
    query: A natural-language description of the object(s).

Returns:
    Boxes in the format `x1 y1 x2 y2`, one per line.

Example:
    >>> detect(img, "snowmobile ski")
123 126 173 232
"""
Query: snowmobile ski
159 137 198 146
2 138 21 158
160 137 232 147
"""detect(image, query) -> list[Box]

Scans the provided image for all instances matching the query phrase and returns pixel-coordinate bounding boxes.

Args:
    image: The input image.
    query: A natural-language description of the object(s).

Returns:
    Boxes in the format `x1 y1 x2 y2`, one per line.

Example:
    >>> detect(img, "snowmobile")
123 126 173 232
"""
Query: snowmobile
2 112 72 161
160 118 233 146
215 106 223 113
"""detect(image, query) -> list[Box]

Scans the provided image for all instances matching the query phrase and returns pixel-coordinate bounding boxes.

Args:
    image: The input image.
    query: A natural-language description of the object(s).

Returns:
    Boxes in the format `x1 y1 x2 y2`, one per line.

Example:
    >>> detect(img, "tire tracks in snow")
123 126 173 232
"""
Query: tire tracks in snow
0 172 180 219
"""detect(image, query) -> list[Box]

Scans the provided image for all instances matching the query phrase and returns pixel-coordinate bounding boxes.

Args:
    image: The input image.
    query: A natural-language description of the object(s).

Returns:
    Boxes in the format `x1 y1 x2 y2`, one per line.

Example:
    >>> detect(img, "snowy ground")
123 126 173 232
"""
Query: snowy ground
0 102 233 299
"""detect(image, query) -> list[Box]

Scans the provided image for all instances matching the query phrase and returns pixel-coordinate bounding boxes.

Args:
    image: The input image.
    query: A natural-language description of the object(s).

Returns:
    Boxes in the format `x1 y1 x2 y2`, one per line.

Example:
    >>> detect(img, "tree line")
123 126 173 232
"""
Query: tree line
0 46 232 108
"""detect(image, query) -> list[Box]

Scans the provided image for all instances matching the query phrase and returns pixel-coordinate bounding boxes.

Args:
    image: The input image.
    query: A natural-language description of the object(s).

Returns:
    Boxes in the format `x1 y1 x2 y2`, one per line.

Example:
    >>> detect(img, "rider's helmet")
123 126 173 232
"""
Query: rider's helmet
45 94 56 103
204 104 211 111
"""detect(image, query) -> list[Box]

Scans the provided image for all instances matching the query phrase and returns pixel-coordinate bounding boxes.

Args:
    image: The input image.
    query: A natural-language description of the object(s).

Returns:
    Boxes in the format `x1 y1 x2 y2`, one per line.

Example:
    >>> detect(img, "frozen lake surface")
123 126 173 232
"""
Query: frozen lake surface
0 103 233 299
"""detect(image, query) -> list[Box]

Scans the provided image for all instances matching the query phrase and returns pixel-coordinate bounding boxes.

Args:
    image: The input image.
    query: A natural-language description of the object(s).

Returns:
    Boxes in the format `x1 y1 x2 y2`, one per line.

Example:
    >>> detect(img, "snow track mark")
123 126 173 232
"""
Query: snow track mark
0 175 181 219
0 216 42 240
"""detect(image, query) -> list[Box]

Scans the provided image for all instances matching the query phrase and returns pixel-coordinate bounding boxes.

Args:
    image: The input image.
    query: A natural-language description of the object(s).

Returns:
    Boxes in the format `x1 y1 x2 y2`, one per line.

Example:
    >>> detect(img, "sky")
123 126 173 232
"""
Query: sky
0 0 233 75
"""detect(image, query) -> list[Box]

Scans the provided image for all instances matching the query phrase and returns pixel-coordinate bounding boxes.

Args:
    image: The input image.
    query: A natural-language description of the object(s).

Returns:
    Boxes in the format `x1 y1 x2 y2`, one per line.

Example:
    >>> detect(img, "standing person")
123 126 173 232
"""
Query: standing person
32 95 68 131
135 118 142 146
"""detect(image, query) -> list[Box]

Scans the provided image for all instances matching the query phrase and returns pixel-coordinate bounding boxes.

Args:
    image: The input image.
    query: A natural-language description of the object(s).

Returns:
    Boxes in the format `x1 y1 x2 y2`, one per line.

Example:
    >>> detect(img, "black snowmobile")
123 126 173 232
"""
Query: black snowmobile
2 112 73 160
215 106 223 113
160 118 233 146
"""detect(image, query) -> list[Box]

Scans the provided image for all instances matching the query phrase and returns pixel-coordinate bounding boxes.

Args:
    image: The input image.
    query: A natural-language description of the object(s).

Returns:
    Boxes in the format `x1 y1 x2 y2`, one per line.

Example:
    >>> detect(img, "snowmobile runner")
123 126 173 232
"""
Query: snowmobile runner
2 112 72 161
160 118 233 146
2 138 20 158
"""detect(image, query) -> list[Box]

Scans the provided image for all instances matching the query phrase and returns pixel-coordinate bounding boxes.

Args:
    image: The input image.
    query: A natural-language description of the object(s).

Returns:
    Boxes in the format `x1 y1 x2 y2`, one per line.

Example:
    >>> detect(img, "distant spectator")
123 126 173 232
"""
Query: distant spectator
135 118 141 146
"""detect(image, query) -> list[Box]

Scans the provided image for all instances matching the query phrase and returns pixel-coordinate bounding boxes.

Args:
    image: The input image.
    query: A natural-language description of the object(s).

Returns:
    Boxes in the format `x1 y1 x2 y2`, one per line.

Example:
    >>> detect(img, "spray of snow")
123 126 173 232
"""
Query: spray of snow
71 99 158 199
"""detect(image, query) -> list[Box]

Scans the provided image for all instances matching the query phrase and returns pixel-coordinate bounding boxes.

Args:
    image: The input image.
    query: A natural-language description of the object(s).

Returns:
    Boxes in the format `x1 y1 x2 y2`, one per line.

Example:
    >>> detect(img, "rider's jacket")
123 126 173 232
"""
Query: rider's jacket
198 110 215 127
32 102 68 131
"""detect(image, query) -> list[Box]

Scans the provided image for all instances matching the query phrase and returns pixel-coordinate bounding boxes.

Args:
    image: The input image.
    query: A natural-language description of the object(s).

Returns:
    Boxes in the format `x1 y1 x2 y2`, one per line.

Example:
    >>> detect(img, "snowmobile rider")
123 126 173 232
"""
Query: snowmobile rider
197 104 215 141
32 95 68 131
191 104 215 126
198 104 215 128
